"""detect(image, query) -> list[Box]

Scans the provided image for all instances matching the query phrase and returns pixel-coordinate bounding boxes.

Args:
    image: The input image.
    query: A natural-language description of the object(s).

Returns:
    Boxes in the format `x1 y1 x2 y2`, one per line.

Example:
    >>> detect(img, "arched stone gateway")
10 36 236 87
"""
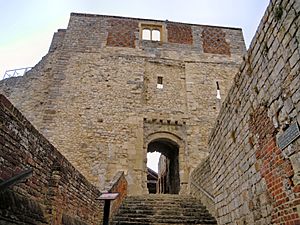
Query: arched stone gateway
0 13 246 197
144 132 188 194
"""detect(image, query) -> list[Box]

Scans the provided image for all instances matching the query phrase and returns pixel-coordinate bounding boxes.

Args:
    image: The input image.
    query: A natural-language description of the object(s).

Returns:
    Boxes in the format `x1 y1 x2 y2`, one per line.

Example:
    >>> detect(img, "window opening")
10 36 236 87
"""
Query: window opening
141 25 162 41
216 81 221 99
157 76 163 89
142 29 151 40
152 30 161 41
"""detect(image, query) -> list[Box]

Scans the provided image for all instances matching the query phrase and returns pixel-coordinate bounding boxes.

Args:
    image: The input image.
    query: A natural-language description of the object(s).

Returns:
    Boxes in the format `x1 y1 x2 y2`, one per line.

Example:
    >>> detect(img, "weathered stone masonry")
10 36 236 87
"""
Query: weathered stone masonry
199 0 300 224
190 158 216 217
1 0 299 224
0 14 246 195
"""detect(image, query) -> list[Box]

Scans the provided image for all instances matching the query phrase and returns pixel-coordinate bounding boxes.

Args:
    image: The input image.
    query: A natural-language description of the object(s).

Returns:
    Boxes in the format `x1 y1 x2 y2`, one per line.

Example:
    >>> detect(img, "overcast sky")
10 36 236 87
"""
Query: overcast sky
0 0 269 79
0 1 269 171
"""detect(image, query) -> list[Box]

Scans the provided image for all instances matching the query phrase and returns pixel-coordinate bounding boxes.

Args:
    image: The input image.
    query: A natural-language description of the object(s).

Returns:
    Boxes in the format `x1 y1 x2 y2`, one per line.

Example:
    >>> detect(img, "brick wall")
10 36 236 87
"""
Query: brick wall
167 23 193 44
202 27 231 55
208 0 300 224
107 19 138 48
249 106 300 224
103 171 128 217
0 94 103 224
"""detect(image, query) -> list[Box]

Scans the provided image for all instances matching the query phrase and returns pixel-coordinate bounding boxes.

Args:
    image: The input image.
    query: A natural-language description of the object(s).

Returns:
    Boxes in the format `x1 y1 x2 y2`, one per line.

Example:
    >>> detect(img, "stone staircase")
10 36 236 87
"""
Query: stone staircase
111 194 217 225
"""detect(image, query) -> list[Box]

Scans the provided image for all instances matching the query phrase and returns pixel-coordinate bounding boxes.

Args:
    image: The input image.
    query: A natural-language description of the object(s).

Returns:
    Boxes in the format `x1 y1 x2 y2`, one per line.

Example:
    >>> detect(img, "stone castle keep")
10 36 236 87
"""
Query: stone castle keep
0 13 246 195
1 0 300 224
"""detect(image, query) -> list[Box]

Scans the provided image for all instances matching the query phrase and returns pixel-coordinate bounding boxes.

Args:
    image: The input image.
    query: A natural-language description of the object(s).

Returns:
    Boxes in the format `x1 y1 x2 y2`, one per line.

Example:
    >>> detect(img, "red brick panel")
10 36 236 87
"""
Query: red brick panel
110 173 128 217
167 23 193 45
107 19 138 48
202 27 230 55
250 107 300 225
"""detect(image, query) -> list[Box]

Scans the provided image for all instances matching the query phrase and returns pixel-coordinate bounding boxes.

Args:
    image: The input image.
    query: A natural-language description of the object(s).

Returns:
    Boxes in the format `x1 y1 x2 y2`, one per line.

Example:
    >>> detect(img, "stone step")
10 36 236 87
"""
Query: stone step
112 221 217 225
111 223 215 225
111 194 217 225
113 216 213 223
114 211 213 218
113 216 216 223
119 203 207 210
117 209 209 216
123 199 206 204
126 194 196 200
117 207 209 214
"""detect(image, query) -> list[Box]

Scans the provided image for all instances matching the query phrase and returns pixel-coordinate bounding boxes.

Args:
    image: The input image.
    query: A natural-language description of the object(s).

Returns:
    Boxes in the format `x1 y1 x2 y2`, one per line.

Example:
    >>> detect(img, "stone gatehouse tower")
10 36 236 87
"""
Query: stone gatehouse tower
0 13 246 195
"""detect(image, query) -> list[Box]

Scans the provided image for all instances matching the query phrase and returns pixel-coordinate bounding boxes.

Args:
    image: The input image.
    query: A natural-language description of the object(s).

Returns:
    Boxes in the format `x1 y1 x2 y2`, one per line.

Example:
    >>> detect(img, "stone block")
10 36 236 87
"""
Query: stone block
289 152 300 185
292 89 300 104
289 49 300 69
283 97 294 114
293 1 300 13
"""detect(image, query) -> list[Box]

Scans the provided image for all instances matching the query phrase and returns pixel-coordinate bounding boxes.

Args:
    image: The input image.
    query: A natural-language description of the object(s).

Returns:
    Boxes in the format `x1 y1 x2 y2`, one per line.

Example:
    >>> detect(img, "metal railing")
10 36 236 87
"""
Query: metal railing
0 168 33 191
2 67 32 80
191 181 215 202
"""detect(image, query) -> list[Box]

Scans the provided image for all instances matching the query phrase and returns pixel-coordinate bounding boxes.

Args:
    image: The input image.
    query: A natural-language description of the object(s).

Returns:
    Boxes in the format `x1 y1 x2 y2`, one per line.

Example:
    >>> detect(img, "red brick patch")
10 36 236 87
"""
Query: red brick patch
167 23 193 45
202 27 230 55
250 107 300 224
107 19 138 48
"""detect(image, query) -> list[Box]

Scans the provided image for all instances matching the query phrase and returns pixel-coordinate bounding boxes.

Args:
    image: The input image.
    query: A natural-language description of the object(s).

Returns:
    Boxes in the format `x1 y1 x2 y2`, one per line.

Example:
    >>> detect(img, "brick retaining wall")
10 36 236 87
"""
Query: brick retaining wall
0 94 103 224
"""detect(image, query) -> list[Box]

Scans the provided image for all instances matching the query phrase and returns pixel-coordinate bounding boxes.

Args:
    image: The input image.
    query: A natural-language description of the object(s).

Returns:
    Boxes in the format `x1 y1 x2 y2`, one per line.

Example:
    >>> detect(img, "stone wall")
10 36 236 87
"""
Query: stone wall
190 157 216 216
208 0 300 224
0 94 103 224
0 14 246 195
49 29 66 52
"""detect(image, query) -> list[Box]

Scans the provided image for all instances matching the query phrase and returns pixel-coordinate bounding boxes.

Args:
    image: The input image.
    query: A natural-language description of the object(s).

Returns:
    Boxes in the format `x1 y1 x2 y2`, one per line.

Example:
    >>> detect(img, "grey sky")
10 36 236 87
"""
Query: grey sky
0 1 269 77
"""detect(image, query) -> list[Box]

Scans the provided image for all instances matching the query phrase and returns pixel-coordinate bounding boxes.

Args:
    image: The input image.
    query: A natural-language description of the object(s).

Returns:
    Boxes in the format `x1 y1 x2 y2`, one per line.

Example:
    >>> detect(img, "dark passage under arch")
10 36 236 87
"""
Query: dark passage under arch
147 138 180 194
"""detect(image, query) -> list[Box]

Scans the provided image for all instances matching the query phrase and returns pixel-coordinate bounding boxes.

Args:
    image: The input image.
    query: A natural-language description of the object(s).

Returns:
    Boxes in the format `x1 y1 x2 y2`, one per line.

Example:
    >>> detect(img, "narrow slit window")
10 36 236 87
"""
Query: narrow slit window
216 81 221 99
142 29 151 40
157 76 163 89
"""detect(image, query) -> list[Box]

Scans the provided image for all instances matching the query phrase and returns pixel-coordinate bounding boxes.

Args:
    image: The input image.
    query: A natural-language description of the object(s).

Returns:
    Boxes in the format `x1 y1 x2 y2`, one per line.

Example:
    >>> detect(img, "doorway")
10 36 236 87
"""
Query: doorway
147 138 180 194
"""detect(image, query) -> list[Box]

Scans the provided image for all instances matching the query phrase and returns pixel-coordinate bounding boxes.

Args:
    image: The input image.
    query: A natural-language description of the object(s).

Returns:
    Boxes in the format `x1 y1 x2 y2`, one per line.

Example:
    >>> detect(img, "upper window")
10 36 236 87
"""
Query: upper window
142 29 151 40
141 24 162 42
152 30 161 41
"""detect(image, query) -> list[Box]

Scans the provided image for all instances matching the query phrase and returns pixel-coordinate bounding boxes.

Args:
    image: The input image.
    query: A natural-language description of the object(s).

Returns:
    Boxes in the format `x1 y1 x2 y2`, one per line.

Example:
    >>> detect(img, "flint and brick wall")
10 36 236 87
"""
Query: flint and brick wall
0 94 103 225
208 0 300 224
0 13 246 195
